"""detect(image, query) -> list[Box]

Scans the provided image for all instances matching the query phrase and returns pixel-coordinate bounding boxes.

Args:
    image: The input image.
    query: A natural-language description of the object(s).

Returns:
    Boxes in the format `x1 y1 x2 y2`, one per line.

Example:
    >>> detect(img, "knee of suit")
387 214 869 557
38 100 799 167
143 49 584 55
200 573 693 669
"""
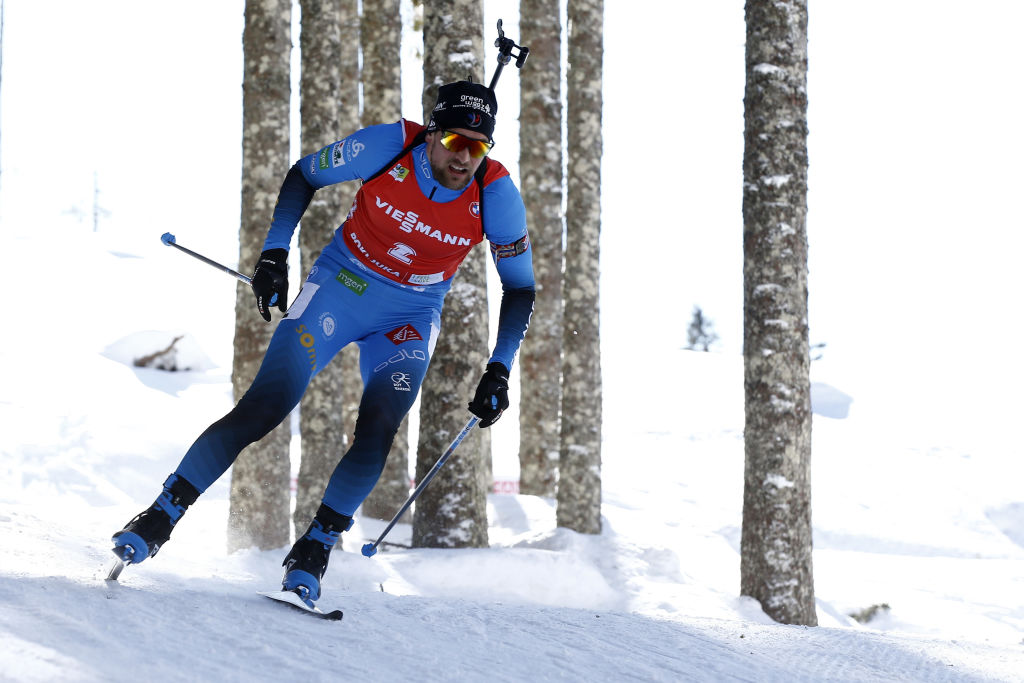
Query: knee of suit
351 402 403 455
230 388 295 441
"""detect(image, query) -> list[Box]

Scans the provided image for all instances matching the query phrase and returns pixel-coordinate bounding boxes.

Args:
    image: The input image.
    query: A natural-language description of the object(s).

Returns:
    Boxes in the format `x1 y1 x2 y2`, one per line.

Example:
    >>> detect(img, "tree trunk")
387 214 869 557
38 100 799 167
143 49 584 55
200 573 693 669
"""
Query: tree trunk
412 0 490 549
228 0 293 553
358 0 412 521
740 0 816 627
556 0 603 534
517 0 563 498
293 0 361 543
359 0 402 126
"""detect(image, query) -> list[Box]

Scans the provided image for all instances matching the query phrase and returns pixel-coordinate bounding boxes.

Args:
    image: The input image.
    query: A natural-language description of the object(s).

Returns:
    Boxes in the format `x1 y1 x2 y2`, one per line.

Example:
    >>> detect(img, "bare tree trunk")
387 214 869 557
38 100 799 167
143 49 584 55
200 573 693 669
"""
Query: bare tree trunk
293 0 361 543
556 0 603 534
360 0 402 126
412 0 490 549
740 0 816 627
517 0 563 498
228 0 293 552
335 6 364 521
358 0 412 521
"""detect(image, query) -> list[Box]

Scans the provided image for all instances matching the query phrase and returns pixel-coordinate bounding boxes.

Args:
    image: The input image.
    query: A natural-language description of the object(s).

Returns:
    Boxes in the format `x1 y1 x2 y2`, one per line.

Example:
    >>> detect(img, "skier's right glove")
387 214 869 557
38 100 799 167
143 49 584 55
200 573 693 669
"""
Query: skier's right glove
251 248 289 322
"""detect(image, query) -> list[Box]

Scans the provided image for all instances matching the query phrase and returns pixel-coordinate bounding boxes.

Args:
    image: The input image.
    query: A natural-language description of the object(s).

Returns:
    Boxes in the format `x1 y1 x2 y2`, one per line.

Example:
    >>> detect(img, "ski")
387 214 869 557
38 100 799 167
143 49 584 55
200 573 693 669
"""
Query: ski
259 590 344 621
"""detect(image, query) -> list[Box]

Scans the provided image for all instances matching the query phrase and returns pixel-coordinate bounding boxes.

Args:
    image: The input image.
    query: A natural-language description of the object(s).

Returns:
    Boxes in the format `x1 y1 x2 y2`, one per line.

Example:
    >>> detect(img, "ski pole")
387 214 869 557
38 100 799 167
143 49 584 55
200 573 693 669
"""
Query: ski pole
361 415 481 557
160 232 252 285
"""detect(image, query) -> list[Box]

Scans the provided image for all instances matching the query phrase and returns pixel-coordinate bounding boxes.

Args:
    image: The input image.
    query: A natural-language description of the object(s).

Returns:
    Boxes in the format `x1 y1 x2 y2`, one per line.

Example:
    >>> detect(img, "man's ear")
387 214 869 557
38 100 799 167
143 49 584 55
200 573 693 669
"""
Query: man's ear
424 130 440 151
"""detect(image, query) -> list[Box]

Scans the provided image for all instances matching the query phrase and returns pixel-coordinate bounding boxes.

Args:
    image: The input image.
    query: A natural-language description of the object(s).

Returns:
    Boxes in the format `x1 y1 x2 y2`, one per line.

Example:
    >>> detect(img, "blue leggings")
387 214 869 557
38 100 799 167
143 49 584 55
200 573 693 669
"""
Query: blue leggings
174 240 442 517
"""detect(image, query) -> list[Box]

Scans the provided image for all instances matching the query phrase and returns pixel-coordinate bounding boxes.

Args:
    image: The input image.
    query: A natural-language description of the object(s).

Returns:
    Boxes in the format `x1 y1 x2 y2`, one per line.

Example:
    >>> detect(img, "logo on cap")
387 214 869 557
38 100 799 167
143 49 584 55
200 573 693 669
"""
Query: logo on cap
466 113 482 128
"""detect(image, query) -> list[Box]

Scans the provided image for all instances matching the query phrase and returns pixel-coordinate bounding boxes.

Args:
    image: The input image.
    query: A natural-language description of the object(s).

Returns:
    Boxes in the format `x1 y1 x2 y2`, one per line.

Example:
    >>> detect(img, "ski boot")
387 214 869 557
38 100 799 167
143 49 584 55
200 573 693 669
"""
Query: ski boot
282 504 353 607
111 474 200 565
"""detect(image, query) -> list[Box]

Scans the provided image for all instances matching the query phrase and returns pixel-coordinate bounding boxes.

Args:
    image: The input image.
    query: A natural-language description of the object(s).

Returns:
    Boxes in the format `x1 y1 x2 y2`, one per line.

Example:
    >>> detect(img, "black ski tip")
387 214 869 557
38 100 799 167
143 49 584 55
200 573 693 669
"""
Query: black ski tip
260 591 343 621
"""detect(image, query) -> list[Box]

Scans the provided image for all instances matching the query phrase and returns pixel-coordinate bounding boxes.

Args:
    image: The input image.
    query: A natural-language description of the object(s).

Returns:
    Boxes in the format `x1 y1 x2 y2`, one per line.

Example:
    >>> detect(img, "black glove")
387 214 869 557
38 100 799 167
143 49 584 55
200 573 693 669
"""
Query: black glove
468 362 510 428
251 248 289 322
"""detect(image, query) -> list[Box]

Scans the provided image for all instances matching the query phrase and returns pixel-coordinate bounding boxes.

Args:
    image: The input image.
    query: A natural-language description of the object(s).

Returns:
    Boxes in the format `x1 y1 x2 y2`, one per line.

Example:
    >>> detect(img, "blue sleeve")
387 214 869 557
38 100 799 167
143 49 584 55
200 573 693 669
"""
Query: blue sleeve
484 175 536 371
263 121 409 251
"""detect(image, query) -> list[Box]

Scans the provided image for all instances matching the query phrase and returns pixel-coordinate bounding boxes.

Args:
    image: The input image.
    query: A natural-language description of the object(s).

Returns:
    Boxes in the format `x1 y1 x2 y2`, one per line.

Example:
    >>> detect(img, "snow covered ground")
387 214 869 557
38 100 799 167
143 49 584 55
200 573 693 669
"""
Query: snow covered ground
3 1 1024 681
1 222 1022 681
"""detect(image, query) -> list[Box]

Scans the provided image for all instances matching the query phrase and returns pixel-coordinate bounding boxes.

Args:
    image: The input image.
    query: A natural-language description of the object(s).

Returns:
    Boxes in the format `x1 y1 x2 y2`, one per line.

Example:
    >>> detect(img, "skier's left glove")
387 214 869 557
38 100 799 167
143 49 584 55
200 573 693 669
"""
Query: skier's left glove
468 362 510 428
251 248 289 322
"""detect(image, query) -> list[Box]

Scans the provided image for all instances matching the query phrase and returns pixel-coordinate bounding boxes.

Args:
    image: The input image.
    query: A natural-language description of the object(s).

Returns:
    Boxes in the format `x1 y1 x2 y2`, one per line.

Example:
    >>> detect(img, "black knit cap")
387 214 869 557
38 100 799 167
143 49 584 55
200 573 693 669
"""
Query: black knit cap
427 81 498 140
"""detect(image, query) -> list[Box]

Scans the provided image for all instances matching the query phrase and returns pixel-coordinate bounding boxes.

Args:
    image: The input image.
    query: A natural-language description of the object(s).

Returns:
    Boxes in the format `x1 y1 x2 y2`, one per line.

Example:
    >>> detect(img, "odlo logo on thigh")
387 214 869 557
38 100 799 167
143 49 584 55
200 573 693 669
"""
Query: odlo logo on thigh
373 348 427 374
296 325 317 372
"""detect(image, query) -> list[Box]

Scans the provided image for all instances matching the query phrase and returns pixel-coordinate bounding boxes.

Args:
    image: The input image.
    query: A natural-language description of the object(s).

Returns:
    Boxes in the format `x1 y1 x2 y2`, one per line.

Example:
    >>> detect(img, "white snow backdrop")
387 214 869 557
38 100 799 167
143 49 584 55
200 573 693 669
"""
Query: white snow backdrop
1 1 1023 680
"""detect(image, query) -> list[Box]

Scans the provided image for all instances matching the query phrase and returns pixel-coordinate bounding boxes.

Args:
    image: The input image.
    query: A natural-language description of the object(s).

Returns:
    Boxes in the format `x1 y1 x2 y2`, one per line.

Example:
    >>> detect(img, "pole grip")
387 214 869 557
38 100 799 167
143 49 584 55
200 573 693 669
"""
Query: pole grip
487 19 528 92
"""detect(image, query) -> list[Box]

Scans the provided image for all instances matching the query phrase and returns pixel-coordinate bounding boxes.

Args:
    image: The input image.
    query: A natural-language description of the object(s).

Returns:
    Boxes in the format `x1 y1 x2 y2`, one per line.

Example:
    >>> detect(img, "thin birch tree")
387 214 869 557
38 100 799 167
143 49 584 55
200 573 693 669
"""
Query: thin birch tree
359 0 412 520
228 0 293 552
293 0 361 542
740 0 816 626
556 0 603 533
360 0 403 127
517 0 563 497
412 0 490 549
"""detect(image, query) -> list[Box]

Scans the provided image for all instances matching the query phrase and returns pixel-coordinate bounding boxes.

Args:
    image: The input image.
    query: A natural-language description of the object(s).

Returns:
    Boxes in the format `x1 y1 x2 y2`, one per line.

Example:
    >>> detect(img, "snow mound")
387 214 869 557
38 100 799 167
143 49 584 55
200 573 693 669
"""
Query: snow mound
811 382 853 419
103 330 216 372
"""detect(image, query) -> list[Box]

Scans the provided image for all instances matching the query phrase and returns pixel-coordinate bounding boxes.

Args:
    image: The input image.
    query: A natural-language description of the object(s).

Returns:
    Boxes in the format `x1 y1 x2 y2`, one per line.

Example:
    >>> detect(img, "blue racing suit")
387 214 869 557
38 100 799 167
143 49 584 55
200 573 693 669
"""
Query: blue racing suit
172 120 535 517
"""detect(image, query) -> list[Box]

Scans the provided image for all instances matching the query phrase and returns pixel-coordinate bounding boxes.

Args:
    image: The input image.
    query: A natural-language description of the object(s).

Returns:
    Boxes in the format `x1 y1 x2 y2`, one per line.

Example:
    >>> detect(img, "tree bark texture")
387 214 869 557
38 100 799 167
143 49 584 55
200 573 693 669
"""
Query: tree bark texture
412 0 490 549
419 0 484 116
517 0 563 498
334 6 365 528
229 0 293 553
359 0 411 520
740 0 816 627
292 0 361 542
359 0 402 126
556 0 602 534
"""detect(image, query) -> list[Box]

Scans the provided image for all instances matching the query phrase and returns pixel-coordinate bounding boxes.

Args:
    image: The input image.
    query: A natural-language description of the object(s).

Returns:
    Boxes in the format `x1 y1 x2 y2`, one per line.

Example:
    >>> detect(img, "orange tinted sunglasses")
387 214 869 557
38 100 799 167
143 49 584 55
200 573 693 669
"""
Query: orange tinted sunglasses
439 130 494 158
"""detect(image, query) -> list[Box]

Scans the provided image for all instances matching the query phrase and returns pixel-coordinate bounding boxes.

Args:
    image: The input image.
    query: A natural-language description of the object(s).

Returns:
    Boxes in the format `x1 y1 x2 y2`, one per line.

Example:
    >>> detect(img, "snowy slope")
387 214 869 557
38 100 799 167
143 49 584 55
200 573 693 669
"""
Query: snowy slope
3 1 1024 680
1 222 1023 681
